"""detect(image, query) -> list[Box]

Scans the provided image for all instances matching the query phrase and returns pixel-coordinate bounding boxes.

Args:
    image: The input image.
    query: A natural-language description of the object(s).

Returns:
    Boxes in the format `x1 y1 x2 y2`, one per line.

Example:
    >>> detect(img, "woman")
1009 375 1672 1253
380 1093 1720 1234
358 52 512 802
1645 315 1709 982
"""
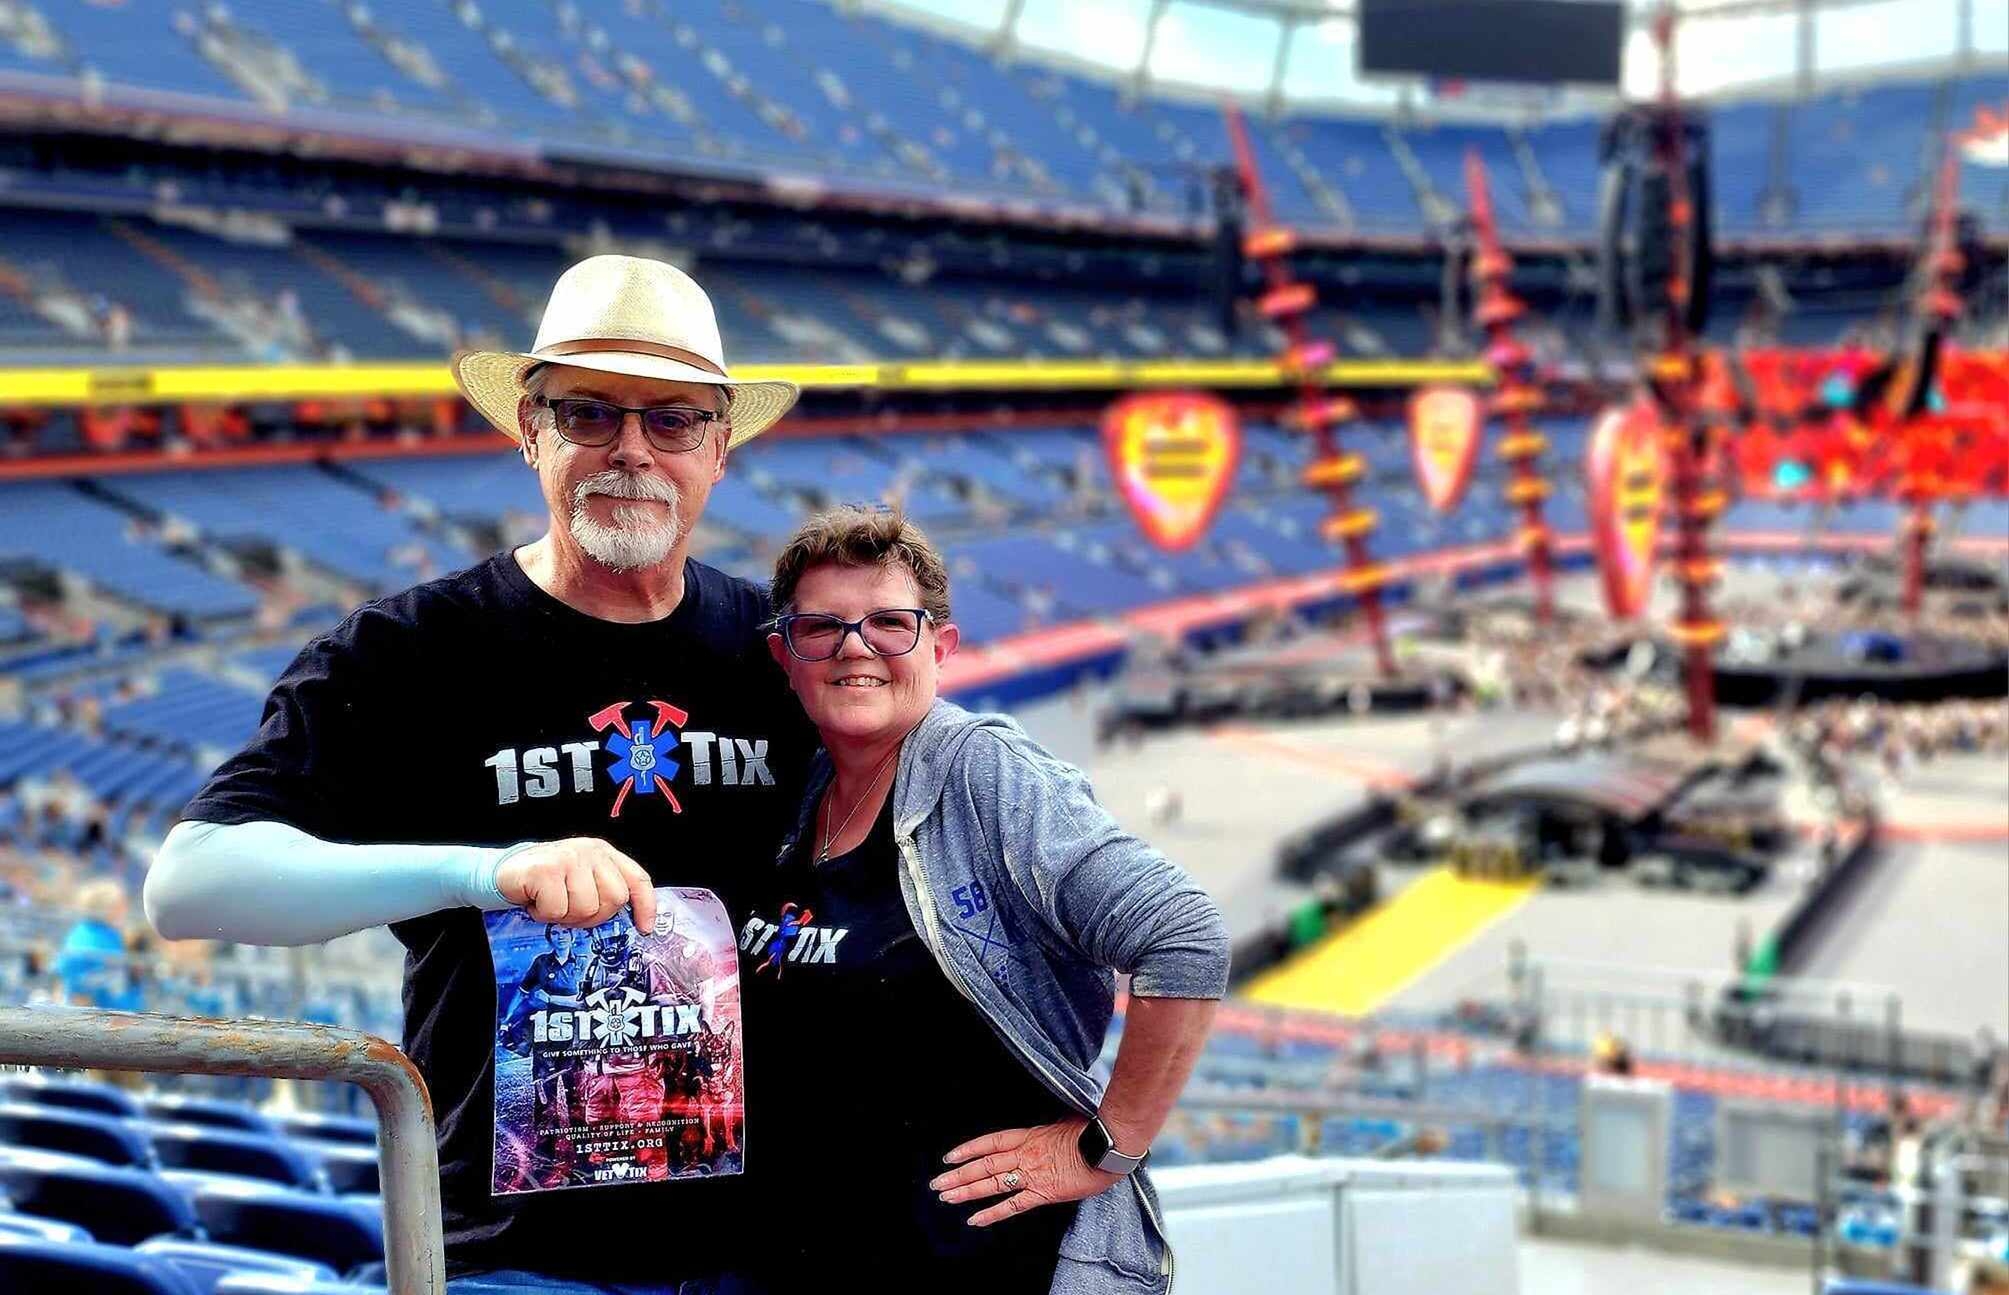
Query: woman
743 506 1229 1293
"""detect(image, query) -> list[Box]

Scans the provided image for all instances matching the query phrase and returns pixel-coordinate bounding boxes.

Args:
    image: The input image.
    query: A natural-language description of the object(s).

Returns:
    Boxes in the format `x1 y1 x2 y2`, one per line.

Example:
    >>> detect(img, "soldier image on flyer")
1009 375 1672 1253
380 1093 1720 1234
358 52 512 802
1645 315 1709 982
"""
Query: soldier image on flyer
487 887 744 1194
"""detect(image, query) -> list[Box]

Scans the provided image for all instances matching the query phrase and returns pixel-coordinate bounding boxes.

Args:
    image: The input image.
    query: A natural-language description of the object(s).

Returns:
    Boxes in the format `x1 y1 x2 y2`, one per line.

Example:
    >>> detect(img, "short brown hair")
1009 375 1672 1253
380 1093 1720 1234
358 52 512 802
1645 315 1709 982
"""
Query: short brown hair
770 506 951 625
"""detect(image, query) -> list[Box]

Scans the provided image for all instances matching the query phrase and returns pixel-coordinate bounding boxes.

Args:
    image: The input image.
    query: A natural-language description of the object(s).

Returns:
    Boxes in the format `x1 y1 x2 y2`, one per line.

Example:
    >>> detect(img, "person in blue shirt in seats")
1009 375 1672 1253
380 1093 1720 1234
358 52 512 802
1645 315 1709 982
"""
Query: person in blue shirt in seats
54 879 137 1009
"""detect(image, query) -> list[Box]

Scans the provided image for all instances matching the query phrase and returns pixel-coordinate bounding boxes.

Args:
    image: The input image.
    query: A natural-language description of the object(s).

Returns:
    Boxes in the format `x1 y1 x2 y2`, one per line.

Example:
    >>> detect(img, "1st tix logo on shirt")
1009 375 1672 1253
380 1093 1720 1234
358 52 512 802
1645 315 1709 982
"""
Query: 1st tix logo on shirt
482 699 775 818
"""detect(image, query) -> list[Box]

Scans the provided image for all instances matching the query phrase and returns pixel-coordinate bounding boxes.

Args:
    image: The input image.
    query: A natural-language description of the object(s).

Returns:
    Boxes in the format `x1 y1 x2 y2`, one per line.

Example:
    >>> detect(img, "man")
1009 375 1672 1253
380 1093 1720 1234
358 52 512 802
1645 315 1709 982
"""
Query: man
144 255 812 1292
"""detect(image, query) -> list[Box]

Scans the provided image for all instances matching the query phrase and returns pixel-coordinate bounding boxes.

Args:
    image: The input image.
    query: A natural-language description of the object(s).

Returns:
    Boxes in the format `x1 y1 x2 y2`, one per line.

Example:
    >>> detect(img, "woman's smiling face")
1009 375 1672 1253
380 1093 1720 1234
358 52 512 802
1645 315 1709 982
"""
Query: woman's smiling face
768 561 959 749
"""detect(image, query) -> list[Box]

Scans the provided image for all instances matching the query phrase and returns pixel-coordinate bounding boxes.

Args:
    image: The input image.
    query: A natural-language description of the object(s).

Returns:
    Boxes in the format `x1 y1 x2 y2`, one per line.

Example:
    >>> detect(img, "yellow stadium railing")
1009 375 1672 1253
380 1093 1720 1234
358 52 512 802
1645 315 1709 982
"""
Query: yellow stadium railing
0 357 1493 407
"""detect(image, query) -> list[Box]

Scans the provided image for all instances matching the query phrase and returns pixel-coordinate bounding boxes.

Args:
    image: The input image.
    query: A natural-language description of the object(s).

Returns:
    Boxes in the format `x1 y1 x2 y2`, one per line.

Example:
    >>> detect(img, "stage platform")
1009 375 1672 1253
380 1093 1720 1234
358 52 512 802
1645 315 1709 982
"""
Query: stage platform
1243 866 1539 1015
1014 569 2005 1042
1712 629 2009 706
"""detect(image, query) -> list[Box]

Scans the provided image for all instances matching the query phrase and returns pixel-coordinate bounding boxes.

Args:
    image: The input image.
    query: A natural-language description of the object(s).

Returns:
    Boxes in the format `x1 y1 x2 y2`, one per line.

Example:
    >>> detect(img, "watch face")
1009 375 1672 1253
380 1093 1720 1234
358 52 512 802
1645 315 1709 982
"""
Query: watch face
1081 1117 1142 1172
1079 1117 1113 1166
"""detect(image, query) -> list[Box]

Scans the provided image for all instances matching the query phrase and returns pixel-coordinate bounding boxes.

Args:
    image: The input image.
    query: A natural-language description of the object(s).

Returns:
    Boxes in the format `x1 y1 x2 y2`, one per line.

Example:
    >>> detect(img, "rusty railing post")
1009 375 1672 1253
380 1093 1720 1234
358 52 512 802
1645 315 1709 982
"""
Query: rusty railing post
0 1008 443 1295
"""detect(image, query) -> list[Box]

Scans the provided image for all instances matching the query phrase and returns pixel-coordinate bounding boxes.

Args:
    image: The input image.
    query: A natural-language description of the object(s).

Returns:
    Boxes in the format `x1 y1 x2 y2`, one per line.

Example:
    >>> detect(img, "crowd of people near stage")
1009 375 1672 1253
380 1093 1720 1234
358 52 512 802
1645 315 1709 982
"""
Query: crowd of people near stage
1718 585 2009 656
1481 578 2009 779
1785 694 2009 785
1470 613 1688 751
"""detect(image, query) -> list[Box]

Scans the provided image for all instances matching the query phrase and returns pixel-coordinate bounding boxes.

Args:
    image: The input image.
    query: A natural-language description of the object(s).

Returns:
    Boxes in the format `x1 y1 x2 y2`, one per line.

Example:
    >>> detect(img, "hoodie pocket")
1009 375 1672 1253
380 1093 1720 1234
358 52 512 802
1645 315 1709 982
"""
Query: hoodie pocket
1057 1182 1166 1288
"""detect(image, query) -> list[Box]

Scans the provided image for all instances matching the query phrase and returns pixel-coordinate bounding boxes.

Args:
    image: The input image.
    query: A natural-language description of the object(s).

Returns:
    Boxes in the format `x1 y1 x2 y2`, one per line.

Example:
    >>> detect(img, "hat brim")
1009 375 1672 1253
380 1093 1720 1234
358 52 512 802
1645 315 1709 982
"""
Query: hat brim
452 348 800 450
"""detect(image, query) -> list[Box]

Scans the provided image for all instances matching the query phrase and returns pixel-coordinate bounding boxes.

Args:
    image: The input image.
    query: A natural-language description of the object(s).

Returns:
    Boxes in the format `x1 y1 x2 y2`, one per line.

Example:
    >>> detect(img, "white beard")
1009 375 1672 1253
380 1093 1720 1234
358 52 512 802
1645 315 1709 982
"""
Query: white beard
568 471 685 572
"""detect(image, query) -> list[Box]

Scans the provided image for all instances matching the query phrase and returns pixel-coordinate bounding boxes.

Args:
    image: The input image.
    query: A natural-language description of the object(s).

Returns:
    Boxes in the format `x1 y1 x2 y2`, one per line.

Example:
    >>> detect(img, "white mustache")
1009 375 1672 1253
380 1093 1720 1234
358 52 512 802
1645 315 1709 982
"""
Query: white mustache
574 471 681 507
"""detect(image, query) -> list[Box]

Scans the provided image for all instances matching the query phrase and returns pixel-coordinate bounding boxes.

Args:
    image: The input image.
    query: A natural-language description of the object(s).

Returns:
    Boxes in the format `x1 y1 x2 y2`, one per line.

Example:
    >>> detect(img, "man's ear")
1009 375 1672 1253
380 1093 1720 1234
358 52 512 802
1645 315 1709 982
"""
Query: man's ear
766 632 792 679
933 622 960 663
517 397 540 467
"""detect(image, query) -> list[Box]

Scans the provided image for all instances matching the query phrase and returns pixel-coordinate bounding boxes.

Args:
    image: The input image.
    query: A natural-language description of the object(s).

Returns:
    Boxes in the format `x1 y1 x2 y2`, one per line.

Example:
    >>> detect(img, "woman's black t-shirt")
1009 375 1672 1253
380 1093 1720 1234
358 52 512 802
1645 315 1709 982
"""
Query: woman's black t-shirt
738 796 1077 1291
181 552 817 1283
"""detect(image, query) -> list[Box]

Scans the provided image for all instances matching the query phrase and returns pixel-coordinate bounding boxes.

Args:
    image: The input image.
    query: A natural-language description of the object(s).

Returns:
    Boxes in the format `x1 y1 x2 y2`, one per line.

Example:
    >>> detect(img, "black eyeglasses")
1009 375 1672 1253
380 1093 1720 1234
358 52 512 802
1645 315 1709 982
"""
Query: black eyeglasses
538 397 721 453
771 608 932 662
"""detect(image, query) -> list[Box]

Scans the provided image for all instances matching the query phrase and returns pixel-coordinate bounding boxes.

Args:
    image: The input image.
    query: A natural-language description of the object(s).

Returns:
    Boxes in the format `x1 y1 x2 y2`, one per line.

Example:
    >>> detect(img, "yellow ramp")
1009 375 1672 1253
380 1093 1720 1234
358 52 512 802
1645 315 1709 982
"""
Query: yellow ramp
1245 867 1537 1016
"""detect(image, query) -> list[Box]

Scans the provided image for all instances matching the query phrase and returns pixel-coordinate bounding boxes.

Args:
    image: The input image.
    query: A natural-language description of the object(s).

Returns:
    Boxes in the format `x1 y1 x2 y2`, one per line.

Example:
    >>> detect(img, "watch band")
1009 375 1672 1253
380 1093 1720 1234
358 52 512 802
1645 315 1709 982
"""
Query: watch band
1079 1114 1147 1175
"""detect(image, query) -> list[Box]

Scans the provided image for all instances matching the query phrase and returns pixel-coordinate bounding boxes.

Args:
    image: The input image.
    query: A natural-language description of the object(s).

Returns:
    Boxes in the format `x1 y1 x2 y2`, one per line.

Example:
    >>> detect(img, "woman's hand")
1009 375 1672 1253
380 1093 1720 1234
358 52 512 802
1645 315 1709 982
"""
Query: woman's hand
929 1118 1124 1227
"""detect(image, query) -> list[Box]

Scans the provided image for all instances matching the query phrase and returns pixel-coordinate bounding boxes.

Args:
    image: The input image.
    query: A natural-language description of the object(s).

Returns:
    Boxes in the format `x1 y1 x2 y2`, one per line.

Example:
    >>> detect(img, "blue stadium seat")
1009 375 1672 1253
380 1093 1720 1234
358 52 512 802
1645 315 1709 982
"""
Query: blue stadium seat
338 1193 384 1236
139 1096 278 1138
214 1276 387 1295
0 1103 156 1169
97 466 467 593
270 1111 376 1148
2 1076 144 1120
188 1185 383 1277
135 1238 338 1295
142 1125 320 1191
0 1211 92 1244
0 481 260 621
0 1236 203 1295
0 1149 198 1246
297 1142 378 1196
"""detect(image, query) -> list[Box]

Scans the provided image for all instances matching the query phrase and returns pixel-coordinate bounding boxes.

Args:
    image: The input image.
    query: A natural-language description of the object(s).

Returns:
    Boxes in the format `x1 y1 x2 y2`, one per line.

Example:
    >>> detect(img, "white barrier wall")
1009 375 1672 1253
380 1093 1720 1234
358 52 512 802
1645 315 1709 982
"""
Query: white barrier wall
1155 1156 1519 1295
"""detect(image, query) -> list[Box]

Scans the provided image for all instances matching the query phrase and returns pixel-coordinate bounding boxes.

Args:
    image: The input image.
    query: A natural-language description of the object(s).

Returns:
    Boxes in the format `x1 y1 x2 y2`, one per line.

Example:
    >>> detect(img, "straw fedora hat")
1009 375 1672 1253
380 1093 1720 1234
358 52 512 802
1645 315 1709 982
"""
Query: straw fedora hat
452 254 799 450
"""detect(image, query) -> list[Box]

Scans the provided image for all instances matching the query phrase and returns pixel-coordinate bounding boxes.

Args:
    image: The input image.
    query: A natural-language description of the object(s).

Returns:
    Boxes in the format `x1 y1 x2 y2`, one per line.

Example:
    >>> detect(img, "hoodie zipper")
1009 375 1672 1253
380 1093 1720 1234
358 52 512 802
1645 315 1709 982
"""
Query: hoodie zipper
896 831 1088 1104
896 832 1176 1292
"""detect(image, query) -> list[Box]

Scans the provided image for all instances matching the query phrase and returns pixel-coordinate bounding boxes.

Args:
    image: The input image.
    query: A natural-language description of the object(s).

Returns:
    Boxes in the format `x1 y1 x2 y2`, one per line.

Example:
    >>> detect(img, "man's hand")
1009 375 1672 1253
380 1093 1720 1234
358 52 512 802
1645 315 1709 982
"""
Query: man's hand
929 1119 1124 1227
494 839 657 931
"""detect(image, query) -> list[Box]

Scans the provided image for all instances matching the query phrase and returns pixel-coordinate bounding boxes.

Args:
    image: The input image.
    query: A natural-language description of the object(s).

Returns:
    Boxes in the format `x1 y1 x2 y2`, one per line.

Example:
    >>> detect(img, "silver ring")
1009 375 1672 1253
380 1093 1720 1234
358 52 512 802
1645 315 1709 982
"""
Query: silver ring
1002 1171 1023 1191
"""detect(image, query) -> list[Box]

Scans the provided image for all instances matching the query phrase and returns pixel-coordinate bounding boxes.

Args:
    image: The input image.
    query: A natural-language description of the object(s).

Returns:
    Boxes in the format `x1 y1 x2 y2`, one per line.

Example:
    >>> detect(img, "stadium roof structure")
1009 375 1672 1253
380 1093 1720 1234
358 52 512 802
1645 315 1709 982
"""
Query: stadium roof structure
0 0 1992 259
880 0 2007 115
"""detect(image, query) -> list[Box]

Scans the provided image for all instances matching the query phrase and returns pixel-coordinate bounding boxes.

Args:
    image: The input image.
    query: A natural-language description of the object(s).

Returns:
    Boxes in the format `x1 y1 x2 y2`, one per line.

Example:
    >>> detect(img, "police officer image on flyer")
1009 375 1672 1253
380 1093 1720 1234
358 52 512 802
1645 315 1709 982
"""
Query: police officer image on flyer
144 255 815 1293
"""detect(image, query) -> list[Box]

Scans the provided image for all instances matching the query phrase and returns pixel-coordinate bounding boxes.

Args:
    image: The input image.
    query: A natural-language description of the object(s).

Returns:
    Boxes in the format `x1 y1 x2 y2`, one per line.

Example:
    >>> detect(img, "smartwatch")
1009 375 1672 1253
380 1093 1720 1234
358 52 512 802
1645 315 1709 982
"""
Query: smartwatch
1077 1114 1147 1175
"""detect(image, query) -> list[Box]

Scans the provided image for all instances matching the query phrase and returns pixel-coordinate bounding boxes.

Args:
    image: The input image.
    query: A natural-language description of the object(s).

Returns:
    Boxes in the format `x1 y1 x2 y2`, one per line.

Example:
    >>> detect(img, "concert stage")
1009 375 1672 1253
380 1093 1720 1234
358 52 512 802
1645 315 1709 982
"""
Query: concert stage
1382 731 1788 895
1711 628 2009 706
1100 626 1461 737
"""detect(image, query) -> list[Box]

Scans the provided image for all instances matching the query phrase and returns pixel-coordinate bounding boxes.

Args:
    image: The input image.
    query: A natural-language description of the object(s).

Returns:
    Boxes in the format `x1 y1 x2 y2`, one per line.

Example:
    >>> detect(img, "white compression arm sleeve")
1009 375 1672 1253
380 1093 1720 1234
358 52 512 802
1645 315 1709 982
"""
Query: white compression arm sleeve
145 819 521 946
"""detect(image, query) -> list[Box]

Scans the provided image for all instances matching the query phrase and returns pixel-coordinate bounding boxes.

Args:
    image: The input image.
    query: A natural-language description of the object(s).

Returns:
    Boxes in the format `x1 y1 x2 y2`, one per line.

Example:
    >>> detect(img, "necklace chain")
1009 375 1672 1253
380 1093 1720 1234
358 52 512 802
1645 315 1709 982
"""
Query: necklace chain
817 743 901 864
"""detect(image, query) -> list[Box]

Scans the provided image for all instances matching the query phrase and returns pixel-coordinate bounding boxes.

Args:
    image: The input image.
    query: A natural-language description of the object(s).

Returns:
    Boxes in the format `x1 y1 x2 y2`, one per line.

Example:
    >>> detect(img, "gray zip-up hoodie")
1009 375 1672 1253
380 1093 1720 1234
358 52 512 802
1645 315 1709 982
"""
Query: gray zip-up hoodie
773 698 1232 1294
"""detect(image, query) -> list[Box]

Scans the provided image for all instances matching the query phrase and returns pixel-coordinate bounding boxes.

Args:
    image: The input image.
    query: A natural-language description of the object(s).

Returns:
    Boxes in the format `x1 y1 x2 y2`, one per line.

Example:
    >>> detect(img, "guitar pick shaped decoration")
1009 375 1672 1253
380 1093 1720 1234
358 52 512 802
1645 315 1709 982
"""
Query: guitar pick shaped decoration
1101 391 1240 552
1587 399 1667 620
1407 385 1483 513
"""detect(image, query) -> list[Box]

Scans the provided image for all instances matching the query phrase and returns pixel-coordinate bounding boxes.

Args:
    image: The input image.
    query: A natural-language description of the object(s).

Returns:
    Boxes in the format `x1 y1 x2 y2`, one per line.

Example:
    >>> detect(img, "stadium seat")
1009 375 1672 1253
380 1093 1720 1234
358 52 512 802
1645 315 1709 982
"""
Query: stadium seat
0 1237 203 1295
135 1238 339 1295
188 1185 384 1276
0 1149 198 1246
0 1210 92 1243
214 1276 387 1295
3 1076 144 1120
140 1096 279 1138
299 1141 379 1196
143 1124 321 1190
269 1112 375 1148
0 1102 156 1169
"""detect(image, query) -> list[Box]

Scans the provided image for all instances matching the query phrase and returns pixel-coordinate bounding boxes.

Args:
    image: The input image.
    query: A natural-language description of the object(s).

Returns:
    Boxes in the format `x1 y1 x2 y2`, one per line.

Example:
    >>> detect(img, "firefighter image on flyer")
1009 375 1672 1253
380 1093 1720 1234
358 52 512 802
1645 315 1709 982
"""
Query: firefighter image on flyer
486 886 743 1194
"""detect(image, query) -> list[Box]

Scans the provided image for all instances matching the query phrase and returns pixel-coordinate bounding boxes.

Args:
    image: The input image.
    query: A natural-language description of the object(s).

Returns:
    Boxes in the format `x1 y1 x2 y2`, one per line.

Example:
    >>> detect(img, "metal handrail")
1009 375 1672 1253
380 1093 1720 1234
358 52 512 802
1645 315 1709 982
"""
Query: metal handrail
0 1008 443 1295
1175 1082 1559 1202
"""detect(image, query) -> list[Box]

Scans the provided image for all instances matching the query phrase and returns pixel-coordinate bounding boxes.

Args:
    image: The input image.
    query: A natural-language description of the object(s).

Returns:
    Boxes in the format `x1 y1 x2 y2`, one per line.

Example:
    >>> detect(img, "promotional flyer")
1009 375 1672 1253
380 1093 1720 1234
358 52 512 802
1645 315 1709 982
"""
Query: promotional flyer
486 888 744 1194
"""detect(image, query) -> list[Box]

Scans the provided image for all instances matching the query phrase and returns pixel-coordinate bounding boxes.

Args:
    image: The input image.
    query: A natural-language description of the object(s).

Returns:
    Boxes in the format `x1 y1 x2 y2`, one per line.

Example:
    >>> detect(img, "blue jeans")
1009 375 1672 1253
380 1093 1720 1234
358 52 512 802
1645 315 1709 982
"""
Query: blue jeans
446 1272 768 1295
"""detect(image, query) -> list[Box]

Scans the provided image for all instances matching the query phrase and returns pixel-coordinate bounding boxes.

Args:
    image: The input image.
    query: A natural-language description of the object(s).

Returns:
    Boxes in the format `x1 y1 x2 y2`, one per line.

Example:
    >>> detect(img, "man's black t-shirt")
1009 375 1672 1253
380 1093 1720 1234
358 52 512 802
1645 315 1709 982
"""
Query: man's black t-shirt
182 552 816 1283
738 799 1076 1290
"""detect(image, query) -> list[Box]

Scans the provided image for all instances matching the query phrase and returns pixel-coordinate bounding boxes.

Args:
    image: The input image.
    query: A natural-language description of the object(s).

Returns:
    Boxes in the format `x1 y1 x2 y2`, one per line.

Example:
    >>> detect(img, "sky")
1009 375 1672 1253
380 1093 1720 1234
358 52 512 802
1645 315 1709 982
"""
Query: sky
880 0 2007 103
